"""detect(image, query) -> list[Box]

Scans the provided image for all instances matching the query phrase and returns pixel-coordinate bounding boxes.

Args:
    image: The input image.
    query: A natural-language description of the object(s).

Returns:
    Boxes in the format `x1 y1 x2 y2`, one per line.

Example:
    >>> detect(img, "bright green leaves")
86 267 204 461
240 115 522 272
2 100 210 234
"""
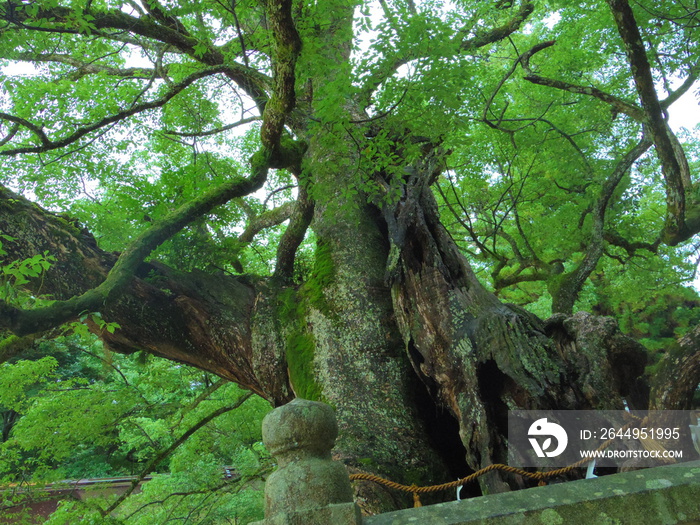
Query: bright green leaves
0 356 58 413
1 251 55 288
64 10 98 35
0 337 272 523
62 312 120 339
0 240 56 308
12 386 130 463
118 416 173 461
192 41 209 58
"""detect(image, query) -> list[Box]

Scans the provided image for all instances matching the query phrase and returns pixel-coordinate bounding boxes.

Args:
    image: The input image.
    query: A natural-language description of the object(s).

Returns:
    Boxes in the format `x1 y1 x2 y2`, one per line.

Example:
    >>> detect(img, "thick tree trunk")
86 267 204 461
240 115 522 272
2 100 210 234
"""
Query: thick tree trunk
1 0 697 517
0 182 449 512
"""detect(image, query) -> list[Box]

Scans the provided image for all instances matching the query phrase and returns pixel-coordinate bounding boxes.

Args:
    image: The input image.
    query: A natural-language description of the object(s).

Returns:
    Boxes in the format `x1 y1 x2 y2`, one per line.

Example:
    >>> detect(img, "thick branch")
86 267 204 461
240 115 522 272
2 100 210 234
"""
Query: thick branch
603 230 660 255
0 184 290 400
273 185 314 283
0 165 268 336
607 0 690 243
259 0 302 155
551 134 652 314
238 200 295 243
493 268 551 290
138 0 191 36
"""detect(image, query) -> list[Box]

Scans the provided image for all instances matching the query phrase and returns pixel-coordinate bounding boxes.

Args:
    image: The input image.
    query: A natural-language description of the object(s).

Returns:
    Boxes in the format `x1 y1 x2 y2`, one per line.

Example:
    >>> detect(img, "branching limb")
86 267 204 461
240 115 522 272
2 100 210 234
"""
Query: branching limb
100 391 254 516
496 229 525 263
361 2 534 104
603 230 660 256
458 1 534 51
520 41 646 121
550 133 652 314
259 0 302 157
163 116 260 137
0 122 19 147
139 0 191 35
483 42 598 174
481 42 534 126
238 200 295 243
273 185 314 283
0 112 51 149
377 0 401 34
436 174 501 262
521 23 696 245
661 59 700 109
493 268 551 290
0 66 230 156
1 4 271 110
120 473 269 522
1 0 304 333
2 52 163 79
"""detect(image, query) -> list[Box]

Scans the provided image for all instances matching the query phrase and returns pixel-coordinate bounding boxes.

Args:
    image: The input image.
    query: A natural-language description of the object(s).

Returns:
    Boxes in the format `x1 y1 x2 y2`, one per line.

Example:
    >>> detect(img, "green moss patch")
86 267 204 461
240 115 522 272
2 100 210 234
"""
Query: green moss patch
274 240 337 402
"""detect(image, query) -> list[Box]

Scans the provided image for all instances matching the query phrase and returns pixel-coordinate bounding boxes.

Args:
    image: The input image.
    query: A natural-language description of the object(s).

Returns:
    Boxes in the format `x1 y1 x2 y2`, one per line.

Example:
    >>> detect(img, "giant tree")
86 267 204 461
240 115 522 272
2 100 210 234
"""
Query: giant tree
1 0 699 513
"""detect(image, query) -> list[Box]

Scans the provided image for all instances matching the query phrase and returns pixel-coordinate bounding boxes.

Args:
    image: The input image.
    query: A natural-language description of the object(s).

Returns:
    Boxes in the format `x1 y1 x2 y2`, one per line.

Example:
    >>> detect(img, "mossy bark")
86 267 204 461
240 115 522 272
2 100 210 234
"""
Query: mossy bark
649 323 700 411
3 0 691 517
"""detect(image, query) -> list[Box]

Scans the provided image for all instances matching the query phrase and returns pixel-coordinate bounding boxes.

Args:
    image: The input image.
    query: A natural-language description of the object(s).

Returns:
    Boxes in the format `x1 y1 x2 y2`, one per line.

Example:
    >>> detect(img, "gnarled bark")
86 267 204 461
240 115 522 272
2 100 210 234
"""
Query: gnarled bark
0 162 663 510
377 154 648 493
650 324 700 412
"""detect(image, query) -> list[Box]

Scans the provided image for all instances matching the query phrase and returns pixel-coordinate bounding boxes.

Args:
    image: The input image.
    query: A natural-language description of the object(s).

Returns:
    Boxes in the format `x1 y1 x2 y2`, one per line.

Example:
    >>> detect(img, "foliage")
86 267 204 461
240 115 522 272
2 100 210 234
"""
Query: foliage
0 333 272 523
1 235 56 308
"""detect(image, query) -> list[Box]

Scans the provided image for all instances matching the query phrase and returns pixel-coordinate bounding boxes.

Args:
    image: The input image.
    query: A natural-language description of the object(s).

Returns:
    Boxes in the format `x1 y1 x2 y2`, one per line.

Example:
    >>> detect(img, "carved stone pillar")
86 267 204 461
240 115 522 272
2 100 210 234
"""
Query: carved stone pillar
253 398 362 525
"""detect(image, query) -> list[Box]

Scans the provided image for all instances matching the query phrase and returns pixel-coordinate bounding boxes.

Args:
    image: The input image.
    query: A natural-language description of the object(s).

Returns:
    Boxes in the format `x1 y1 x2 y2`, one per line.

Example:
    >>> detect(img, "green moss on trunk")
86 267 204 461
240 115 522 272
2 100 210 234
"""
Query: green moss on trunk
274 240 338 402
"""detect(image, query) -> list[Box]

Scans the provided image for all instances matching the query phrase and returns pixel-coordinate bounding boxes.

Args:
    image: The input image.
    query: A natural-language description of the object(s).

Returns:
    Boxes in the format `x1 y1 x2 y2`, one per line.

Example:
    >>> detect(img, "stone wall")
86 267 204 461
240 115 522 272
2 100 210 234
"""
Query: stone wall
365 461 700 525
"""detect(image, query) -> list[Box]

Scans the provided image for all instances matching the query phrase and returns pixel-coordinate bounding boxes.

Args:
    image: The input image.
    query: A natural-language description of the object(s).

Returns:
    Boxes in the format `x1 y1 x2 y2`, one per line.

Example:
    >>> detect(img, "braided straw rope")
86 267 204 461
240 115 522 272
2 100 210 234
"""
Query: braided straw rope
349 417 665 507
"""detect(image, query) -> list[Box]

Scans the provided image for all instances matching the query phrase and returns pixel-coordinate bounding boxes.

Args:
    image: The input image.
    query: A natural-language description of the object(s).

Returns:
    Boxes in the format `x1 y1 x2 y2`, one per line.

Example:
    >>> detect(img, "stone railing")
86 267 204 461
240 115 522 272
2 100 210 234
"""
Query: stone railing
253 399 700 525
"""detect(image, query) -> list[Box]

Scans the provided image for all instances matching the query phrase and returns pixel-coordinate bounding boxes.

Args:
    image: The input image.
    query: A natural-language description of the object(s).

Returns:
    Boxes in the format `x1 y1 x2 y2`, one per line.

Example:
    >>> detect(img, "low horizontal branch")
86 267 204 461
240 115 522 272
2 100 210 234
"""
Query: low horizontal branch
0 161 270 336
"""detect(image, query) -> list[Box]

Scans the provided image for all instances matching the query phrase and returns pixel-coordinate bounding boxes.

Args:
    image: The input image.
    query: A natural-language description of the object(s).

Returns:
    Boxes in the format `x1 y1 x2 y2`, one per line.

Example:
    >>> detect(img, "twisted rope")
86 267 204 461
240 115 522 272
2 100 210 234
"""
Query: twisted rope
349 416 665 507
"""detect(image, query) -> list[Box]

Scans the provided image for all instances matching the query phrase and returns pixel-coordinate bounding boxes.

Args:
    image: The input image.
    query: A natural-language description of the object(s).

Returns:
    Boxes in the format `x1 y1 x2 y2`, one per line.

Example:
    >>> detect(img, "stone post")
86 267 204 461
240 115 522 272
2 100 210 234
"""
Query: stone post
252 398 363 525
